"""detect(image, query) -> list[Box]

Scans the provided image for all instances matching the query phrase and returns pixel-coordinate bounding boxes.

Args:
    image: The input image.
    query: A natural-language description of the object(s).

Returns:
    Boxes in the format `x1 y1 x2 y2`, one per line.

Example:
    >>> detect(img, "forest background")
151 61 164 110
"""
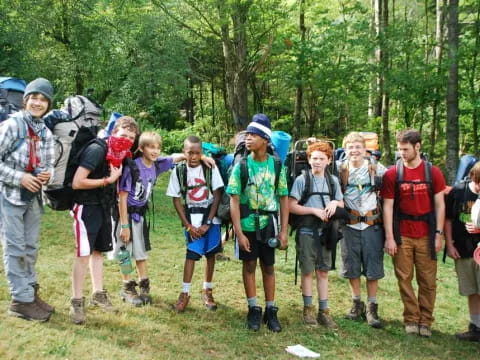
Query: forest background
1 0 478 182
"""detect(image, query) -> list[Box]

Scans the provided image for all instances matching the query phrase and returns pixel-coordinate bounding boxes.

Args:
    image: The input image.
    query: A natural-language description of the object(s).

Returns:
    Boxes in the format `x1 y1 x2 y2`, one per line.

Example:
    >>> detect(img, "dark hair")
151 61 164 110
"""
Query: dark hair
184 135 202 147
396 129 421 146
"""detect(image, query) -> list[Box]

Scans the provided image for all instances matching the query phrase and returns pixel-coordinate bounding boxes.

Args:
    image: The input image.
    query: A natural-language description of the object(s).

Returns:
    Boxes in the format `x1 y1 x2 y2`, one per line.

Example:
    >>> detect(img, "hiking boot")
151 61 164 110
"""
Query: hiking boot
174 292 190 313
201 288 217 311
33 283 55 314
8 300 50 322
303 304 318 326
345 299 366 321
70 297 86 325
317 308 338 329
90 290 118 313
138 278 152 305
366 302 382 328
263 306 282 332
120 280 143 307
246 306 262 331
419 324 432 338
405 323 419 335
455 323 480 342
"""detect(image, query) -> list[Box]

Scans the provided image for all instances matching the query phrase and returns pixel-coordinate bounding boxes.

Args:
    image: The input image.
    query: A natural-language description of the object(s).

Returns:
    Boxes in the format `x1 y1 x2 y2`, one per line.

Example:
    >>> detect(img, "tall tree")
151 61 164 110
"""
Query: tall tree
292 0 306 141
446 0 459 183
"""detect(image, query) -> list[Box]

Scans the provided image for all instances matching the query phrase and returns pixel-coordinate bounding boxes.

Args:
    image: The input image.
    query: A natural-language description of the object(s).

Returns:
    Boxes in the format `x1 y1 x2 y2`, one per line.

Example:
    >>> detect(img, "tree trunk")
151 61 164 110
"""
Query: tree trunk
293 0 306 141
430 0 446 160
468 1 480 155
374 0 383 118
446 0 459 184
380 0 391 163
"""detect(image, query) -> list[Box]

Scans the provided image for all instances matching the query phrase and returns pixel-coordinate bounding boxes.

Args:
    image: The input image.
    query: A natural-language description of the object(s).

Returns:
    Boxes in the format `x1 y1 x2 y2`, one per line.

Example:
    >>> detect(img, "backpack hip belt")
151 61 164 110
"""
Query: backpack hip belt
345 208 381 226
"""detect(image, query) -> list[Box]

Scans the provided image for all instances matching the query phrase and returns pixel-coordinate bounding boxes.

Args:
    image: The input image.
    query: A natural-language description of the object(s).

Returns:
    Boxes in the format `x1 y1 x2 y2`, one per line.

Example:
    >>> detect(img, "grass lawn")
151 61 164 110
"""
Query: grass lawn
0 172 478 359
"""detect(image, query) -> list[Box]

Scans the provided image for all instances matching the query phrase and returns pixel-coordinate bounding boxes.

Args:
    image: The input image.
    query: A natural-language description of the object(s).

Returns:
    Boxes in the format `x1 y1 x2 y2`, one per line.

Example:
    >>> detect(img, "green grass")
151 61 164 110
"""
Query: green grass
0 172 478 359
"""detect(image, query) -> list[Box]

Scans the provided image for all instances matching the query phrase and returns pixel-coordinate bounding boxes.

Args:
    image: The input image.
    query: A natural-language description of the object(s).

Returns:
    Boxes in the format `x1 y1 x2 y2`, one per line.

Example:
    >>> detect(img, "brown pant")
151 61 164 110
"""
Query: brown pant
393 236 437 326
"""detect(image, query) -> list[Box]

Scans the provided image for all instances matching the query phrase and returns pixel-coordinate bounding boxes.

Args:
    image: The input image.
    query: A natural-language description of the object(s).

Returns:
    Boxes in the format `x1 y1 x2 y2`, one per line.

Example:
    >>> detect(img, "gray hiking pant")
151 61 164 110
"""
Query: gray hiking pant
0 194 42 302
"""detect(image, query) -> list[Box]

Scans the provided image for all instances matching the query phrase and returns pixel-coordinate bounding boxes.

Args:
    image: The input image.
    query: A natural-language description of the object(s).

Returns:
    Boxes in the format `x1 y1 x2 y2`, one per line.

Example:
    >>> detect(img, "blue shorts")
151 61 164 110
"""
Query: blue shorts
185 224 222 261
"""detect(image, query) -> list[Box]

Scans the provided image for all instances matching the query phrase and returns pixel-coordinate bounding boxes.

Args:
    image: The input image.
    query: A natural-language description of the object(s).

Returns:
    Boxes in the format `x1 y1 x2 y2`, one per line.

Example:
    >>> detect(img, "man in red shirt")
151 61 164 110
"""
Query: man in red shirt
382 129 445 338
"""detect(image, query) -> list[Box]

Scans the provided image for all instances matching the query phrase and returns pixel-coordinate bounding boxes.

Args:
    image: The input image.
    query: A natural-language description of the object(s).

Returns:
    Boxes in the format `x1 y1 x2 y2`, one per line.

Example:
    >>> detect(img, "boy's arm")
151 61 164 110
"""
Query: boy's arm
278 195 289 249
198 188 221 236
171 154 216 168
230 194 250 252
434 190 445 253
383 198 397 256
72 164 122 190
444 219 460 259
118 191 131 243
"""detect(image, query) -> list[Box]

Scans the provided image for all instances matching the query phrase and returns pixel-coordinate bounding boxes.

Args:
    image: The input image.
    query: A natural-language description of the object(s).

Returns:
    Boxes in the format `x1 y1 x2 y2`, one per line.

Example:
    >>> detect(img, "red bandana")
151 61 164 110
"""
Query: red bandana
106 136 133 167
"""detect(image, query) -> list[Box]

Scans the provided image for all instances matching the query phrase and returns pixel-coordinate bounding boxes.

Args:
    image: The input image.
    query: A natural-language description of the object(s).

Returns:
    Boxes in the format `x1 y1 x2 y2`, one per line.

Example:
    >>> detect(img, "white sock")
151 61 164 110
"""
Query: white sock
182 282 191 294
203 281 213 290
471 313 480 328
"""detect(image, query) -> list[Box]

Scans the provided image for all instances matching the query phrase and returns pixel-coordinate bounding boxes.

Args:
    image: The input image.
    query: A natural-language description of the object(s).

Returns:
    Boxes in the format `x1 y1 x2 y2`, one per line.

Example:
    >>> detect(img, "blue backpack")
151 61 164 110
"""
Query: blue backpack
0 77 26 122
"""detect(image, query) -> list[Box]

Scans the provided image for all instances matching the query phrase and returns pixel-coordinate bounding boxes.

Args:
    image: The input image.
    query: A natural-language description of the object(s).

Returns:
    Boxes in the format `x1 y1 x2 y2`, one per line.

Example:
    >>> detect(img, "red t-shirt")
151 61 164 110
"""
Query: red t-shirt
381 161 446 238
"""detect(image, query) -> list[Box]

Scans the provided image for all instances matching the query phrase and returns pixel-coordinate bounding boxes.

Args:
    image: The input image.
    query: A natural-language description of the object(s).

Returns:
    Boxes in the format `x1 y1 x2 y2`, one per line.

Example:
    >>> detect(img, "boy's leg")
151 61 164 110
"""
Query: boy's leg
70 255 89 324
175 258 195 312
136 260 152 305
136 260 148 279
202 255 217 310
316 270 337 328
243 259 257 299
301 272 317 325
90 250 104 293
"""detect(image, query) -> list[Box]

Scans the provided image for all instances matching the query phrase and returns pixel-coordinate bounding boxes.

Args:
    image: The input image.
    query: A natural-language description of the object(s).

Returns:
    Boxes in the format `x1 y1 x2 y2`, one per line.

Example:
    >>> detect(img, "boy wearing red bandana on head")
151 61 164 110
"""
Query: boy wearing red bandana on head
69 116 139 325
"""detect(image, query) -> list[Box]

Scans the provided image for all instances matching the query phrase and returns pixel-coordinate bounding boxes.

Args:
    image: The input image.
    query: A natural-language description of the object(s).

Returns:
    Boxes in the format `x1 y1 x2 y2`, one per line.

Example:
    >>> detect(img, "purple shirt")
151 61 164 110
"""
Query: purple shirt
118 156 173 221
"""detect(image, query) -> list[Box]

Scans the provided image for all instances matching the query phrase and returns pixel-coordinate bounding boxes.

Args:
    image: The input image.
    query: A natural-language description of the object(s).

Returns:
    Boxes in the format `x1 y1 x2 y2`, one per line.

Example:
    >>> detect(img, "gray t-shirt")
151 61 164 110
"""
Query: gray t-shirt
290 171 343 234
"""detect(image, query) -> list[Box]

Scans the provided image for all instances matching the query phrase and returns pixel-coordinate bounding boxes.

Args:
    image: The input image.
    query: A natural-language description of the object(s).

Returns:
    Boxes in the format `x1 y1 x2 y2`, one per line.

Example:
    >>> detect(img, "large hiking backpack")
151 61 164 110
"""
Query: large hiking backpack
48 95 102 187
43 95 103 210
216 131 282 222
0 77 26 122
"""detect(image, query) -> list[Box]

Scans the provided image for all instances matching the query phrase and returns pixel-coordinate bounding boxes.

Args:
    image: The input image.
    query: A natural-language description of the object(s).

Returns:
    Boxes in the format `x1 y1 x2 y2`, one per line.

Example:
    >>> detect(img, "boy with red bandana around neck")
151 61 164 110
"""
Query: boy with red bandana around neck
69 116 139 325
0 78 55 322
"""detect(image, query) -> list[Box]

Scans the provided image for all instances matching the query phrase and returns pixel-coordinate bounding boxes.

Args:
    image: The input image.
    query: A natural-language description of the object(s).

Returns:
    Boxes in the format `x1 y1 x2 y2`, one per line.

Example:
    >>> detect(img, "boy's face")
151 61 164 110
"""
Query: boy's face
397 141 420 163
345 141 366 162
141 142 161 163
183 141 202 167
472 180 480 193
308 150 330 174
113 126 137 142
25 93 49 118
245 132 267 152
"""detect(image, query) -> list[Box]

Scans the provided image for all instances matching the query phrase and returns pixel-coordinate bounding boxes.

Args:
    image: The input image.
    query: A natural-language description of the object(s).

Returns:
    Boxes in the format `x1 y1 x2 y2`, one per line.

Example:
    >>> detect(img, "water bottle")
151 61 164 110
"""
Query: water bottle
20 167 43 202
118 246 134 274
267 237 280 249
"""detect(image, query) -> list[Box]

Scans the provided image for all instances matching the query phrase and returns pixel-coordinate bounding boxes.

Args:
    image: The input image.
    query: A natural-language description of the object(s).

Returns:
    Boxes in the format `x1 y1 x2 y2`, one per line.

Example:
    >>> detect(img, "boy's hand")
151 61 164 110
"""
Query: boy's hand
278 231 288 250
446 243 461 259
36 171 51 185
21 173 42 192
465 222 480 234
120 228 131 243
312 208 327 221
198 224 210 236
189 226 202 240
237 233 251 252
325 200 338 218
108 164 123 183
384 235 397 256
201 156 216 168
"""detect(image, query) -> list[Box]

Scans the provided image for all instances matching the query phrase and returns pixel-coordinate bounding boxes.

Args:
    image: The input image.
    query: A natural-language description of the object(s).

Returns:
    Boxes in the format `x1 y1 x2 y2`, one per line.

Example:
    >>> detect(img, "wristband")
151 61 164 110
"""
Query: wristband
185 226 191 232
121 224 131 229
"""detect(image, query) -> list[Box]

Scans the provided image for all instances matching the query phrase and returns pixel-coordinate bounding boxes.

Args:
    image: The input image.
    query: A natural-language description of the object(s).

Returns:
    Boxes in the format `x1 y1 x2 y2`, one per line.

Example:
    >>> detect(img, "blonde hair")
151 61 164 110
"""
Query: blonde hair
139 131 162 149
469 161 480 183
342 132 366 148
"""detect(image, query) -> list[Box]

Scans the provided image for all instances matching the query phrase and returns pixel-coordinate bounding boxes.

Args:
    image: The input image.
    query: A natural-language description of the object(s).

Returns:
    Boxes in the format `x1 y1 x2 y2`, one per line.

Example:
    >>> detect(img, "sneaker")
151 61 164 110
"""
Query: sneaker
366 302 382 328
303 304 318 326
456 323 480 342
246 306 262 331
345 299 366 321
419 324 432 338
70 297 86 325
201 288 217 311
317 308 338 329
90 290 118 313
33 283 55 314
174 292 190 313
138 278 152 305
263 306 282 332
8 300 50 322
120 280 143 307
405 323 419 335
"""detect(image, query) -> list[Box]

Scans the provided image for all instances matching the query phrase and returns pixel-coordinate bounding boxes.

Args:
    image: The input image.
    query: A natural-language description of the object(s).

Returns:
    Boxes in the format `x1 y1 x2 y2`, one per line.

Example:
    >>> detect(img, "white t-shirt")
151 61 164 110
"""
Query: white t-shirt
166 164 224 227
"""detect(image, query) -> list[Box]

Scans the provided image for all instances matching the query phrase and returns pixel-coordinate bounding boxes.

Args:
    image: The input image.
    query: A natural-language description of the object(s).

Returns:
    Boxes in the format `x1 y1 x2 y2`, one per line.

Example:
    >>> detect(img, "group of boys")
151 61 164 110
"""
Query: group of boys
0 79 478 341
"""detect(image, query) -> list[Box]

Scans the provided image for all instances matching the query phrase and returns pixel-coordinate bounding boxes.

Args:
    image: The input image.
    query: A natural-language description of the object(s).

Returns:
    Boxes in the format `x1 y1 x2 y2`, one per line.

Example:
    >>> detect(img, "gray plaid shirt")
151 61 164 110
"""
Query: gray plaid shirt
0 111 55 205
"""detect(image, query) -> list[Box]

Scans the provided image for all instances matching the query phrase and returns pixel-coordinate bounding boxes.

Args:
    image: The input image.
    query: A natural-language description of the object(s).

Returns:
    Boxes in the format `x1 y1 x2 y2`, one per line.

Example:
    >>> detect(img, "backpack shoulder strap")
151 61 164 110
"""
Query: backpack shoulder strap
339 161 348 193
175 162 188 200
325 169 335 200
240 156 249 192
202 162 212 193
298 170 312 205
273 155 282 193
125 158 140 185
